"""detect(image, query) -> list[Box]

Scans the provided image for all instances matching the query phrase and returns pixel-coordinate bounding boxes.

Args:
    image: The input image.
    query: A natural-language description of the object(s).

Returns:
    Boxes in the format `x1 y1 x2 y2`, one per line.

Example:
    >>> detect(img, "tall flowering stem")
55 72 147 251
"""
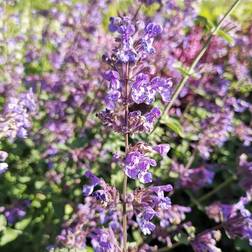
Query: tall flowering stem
97 16 174 250
123 62 130 252
151 0 242 134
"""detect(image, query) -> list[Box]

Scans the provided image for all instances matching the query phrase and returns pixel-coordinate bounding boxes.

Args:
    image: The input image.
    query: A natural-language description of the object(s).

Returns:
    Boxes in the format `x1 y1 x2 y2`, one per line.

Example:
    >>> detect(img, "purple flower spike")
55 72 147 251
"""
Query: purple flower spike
1 89 37 140
224 214 252 246
141 23 163 54
90 228 119 252
159 204 191 227
174 165 215 190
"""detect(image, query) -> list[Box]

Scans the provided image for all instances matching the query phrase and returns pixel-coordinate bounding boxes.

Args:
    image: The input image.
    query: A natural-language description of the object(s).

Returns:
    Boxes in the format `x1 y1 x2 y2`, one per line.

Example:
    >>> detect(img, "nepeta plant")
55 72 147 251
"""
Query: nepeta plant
1 0 252 251
99 15 176 251
54 0 252 251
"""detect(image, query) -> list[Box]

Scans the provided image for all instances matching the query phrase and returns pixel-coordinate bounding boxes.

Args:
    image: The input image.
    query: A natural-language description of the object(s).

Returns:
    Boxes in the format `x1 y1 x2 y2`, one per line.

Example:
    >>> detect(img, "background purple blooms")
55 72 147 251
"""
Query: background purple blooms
0 0 252 252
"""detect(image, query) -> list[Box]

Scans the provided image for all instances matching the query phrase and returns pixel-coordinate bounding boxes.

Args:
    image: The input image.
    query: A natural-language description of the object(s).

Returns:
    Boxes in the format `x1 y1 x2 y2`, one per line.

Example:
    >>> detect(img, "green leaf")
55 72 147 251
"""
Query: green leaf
174 232 189 245
173 61 198 78
0 215 7 232
143 3 160 16
217 29 234 44
15 217 32 230
161 116 185 137
64 204 73 215
0 228 22 246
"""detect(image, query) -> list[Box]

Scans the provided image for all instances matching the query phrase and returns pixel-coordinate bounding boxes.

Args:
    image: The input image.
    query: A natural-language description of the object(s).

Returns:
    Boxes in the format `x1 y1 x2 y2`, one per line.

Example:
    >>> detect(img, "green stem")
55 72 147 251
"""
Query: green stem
123 63 130 252
151 0 241 135
158 241 181 252
185 148 197 170
158 223 223 252
194 175 237 205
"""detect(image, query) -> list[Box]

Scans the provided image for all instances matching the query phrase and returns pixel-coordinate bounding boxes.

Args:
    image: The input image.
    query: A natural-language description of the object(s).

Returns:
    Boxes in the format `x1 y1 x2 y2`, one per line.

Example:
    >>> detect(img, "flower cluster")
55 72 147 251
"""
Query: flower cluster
0 88 37 140
171 162 215 190
0 200 30 224
191 230 222 252
57 200 121 250
206 196 252 246
128 184 173 235
197 109 234 159
131 74 172 105
2 1 251 252
124 143 170 183
83 171 119 207
99 17 172 134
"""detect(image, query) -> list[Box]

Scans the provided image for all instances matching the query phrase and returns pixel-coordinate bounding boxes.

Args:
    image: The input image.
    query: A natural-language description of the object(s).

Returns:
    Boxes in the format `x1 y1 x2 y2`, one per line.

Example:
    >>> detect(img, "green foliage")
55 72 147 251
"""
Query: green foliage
161 115 185 138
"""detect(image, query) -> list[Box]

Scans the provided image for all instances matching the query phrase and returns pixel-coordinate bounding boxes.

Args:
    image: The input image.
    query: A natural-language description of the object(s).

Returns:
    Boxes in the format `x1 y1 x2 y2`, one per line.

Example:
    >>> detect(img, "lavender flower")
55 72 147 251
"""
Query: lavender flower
131 74 172 104
191 230 222 252
83 171 119 207
129 184 173 234
124 150 156 183
57 199 121 250
0 200 30 224
159 204 191 227
109 16 137 63
206 197 252 246
142 23 163 54
0 88 37 139
82 171 101 196
152 144 170 157
143 107 161 131
124 142 170 183
197 109 233 159
90 228 120 252
172 163 215 190
235 124 252 146
223 213 252 246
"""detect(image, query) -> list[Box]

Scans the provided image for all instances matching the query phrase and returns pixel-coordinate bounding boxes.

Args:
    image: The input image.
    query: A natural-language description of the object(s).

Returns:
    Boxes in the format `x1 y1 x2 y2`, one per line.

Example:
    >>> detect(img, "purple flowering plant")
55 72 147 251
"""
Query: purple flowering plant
1 0 252 252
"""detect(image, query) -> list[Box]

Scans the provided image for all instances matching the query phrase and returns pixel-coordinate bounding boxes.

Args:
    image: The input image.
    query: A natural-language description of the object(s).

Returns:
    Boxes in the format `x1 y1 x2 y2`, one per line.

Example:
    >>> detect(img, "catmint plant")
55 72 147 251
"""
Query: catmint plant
2 0 252 251
98 15 174 251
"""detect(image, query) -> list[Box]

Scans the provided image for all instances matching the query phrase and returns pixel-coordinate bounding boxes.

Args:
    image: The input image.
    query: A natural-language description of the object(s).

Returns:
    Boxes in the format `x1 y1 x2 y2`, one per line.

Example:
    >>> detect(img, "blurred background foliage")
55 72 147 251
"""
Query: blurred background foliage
0 0 252 252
